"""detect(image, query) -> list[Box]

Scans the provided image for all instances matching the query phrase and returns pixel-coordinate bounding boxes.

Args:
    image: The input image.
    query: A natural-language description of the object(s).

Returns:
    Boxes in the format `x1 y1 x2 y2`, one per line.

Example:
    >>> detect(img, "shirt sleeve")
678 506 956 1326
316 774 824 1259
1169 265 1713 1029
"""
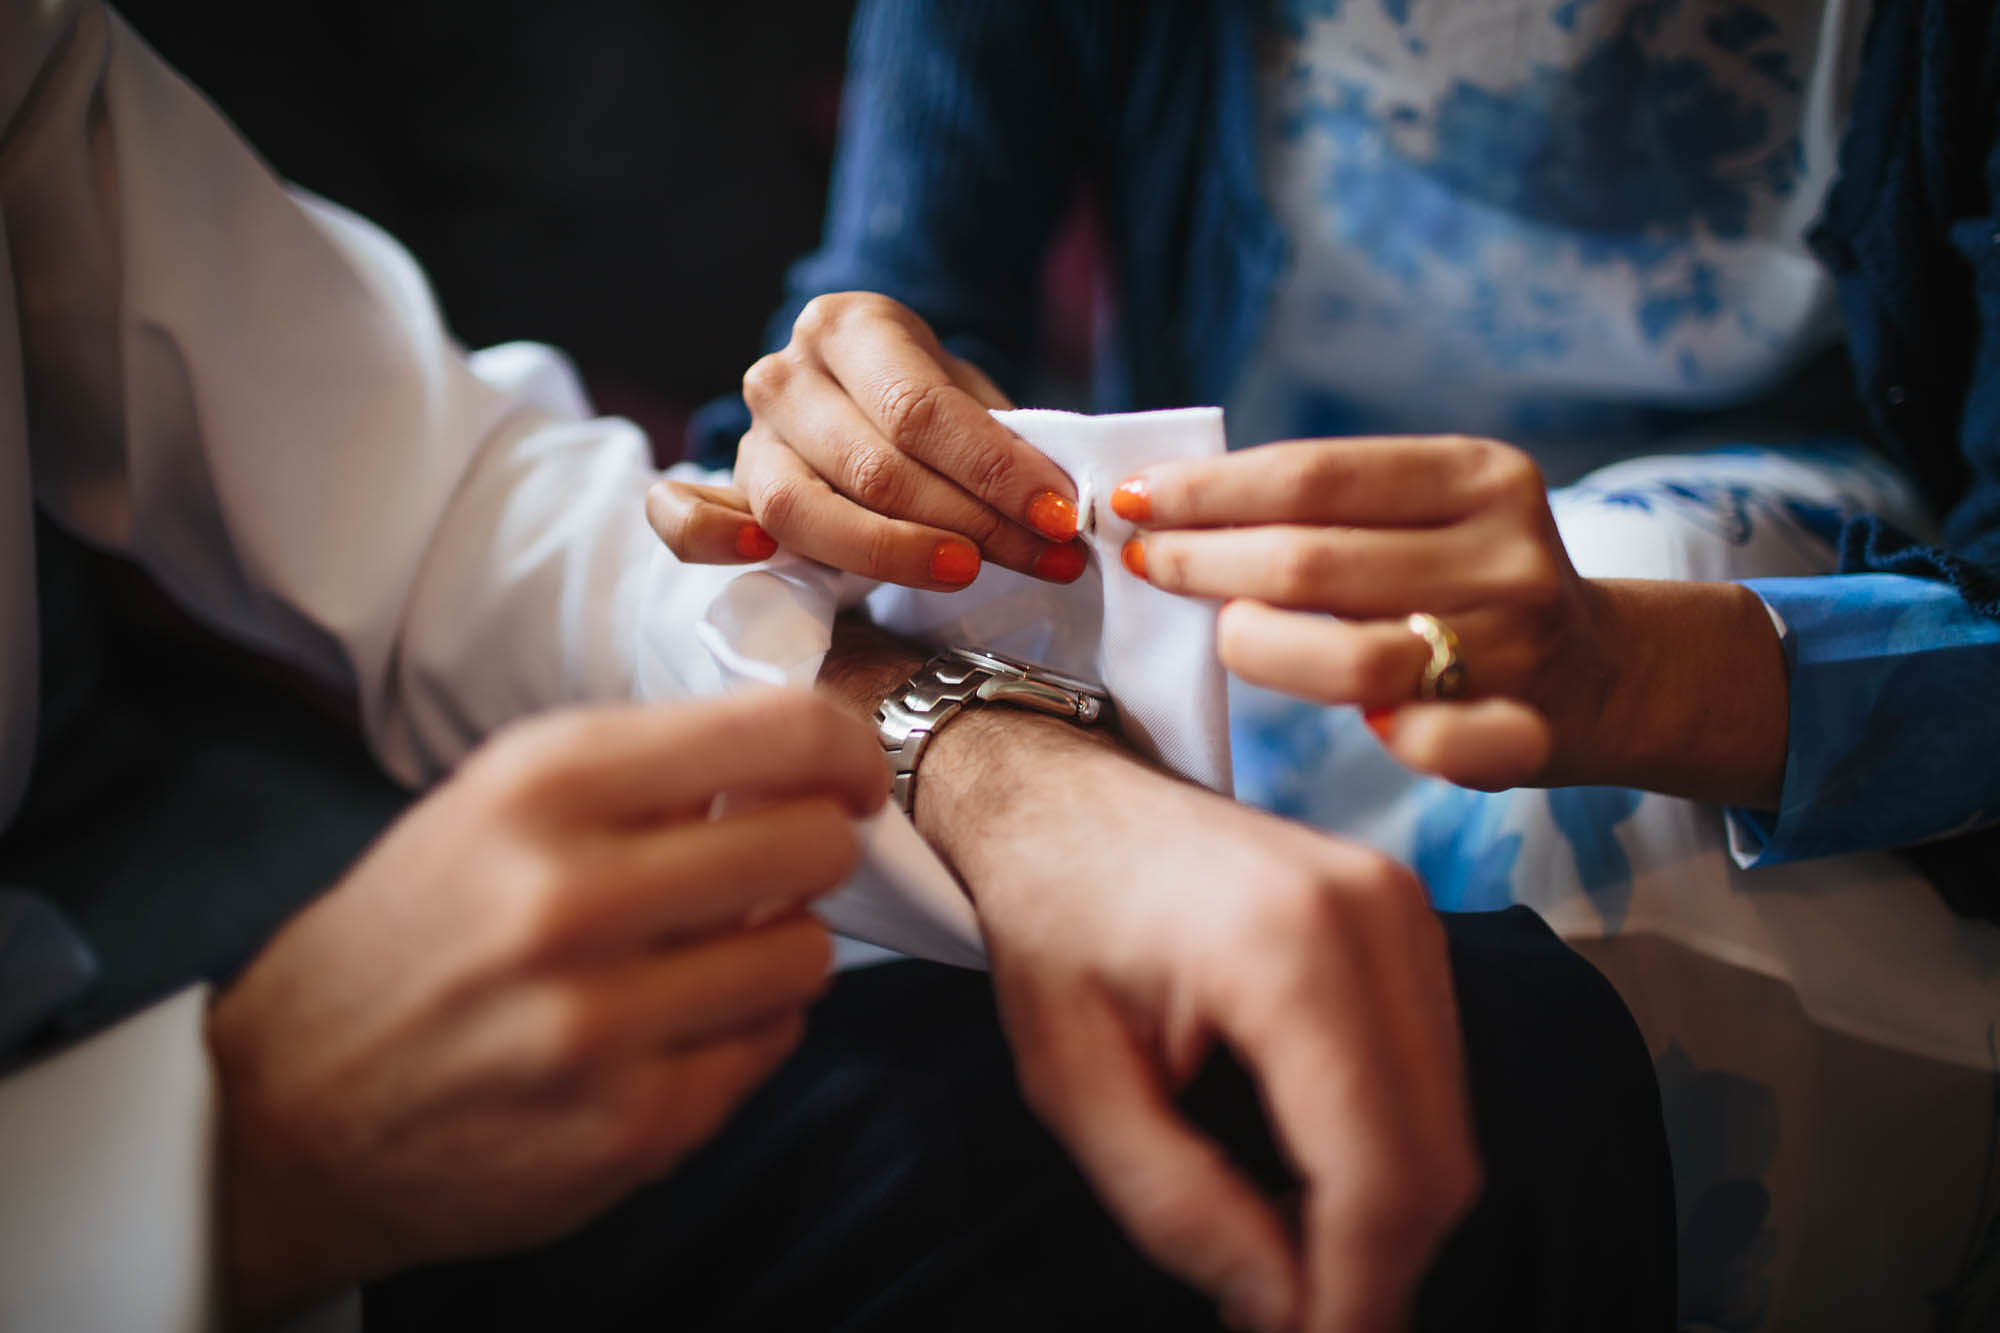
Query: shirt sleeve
1726 574 2000 866
7 1 716 787
0 988 220 1332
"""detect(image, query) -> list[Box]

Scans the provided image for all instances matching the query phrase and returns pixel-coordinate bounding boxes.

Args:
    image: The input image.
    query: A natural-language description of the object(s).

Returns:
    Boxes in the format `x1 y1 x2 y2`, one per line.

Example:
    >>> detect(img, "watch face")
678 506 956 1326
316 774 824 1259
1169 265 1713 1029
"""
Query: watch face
946 647 1109 700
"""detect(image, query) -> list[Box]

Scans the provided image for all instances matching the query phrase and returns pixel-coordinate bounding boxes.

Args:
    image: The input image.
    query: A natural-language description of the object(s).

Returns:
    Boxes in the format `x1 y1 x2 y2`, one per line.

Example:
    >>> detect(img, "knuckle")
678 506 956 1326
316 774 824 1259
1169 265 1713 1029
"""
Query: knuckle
1292 447 1358 506
964 441 1020 505
875 377 952 451
842 444 911 513
1354 853 1429 918
514 985 601 1080
791 293 843 342
741 352 791 408
488 850 575 960
1274 538 1338 602
747 472 808 539
1475 443 1546 504
1496 545 1566 605
474 712 583 804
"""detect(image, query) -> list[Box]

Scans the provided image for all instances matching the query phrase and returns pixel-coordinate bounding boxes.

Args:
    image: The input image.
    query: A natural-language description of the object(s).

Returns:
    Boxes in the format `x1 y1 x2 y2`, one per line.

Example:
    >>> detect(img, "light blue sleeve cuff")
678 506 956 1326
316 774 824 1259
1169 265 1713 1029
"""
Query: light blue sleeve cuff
1725 575 2000 867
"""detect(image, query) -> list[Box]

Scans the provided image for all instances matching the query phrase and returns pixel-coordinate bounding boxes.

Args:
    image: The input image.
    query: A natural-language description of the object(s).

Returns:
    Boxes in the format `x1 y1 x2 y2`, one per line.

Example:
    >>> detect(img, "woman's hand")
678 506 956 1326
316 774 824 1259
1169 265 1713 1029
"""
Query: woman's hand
1116 436 1789 804
648 292 1091 589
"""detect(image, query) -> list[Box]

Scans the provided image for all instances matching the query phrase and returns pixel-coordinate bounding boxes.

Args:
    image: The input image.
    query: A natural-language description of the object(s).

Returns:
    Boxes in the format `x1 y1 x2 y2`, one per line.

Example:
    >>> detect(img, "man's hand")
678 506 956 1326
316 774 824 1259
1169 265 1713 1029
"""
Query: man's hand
949 732 1478 1332
205 692 886 1324
819 626 1479 1332
645 291 1091 588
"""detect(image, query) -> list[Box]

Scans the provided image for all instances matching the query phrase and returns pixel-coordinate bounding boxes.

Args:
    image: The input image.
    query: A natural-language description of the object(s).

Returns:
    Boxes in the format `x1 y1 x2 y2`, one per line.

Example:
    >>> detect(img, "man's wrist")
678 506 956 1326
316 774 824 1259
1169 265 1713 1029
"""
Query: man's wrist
814 616 1135 892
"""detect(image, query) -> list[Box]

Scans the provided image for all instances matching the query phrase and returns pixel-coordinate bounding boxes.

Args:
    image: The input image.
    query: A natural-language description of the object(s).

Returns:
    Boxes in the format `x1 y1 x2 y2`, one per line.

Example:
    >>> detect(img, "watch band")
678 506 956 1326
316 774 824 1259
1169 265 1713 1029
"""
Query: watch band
876 647 1110 815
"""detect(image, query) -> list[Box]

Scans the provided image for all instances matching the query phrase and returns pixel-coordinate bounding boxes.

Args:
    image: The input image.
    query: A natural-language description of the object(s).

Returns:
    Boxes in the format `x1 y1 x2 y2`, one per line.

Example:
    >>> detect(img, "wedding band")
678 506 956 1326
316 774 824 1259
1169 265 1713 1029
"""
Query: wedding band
1406 613 1465 700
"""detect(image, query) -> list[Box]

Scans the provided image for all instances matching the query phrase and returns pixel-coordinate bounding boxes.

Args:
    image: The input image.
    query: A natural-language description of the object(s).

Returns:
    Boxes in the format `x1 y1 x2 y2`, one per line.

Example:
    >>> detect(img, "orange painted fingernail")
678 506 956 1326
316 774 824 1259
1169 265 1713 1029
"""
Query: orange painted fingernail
930 540 981 586
1120 538 1147 579
1363 706 1397 745
1111 477 1152 522
735 523 778 560
1027 490 1078 541
1032 541 1088 583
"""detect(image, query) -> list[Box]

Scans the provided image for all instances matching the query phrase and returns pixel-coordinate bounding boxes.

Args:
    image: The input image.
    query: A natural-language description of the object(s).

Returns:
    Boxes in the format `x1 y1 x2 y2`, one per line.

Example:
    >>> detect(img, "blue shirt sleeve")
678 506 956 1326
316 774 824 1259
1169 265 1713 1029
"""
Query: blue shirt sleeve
1726 574 2000 866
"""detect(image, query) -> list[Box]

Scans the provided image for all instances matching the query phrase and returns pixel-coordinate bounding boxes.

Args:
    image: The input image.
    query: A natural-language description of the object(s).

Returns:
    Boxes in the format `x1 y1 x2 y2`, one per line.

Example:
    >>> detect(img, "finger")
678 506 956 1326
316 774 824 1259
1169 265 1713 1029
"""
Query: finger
573 795 863 945
1223 881 1471 1333
813 311 1081 541
754 367 1082 581
1216 601 1439 708
616 1009 808 1178
1373 698 1554 791
486 691 888 824
644 478 778 564
1120 436 1524 530
737 427 988 589
577 913 833 1051
1133 524 1483 615
1011 985 1300 1333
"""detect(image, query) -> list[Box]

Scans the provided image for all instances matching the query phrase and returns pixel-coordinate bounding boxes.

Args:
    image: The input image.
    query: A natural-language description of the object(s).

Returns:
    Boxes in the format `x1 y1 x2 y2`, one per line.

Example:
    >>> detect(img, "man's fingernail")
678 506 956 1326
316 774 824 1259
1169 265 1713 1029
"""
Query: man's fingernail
1030 541 1088 583
736 523 778 560
1111 477 1152 522
1220 1274 1292 1333
1364 705 1398 745
1120 538 1147 579
930 540 981 586
1027 490 1079 541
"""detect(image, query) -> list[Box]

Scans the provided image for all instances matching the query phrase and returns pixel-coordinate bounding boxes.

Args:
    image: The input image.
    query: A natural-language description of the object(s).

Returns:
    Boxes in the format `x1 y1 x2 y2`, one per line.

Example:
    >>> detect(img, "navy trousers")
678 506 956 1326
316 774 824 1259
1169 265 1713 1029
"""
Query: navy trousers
366 906 1672 1332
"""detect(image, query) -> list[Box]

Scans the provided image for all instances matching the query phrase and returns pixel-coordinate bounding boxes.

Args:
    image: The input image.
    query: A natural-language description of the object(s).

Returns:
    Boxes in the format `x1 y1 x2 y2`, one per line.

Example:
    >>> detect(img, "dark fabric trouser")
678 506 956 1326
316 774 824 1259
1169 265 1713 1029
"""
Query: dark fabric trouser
368 909 1675 1332
7 527 1674 1330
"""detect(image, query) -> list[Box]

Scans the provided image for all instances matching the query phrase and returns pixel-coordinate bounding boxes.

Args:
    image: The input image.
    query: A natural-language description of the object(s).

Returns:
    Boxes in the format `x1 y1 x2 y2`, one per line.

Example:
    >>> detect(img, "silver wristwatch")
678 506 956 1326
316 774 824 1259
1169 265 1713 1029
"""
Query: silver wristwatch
876 647 1111 815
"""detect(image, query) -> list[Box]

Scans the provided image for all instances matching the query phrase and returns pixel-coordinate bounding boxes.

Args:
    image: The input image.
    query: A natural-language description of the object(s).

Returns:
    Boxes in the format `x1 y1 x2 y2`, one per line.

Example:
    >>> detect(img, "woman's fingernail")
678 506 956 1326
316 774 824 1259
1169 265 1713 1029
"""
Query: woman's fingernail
930 540 981 586
735 523 778 560
1364 705 1397 745
1027 490 1079 541
1111 477 1152 522
1032 541 1088 583
1120 538 1147 579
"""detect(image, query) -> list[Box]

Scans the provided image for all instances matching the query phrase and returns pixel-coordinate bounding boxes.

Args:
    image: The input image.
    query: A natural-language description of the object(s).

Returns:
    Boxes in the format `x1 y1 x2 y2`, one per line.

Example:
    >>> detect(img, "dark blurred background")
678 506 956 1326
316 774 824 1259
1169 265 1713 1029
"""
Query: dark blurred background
117 0 862 458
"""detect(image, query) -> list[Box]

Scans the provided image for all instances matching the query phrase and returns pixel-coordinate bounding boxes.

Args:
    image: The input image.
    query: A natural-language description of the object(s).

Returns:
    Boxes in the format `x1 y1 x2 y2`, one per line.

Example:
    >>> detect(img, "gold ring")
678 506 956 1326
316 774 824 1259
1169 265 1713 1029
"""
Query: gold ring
1406 613 1465 700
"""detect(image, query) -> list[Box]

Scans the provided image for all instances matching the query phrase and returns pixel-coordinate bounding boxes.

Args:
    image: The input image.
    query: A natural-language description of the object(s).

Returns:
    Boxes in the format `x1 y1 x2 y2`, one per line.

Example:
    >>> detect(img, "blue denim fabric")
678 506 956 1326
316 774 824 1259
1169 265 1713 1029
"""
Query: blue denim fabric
1733 574 2000 863
698 0 2000 870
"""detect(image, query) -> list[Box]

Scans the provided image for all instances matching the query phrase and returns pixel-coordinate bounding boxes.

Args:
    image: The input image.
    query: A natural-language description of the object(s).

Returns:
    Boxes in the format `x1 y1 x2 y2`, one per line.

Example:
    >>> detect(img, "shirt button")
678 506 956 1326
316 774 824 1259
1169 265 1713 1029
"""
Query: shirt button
1886 384 1908 407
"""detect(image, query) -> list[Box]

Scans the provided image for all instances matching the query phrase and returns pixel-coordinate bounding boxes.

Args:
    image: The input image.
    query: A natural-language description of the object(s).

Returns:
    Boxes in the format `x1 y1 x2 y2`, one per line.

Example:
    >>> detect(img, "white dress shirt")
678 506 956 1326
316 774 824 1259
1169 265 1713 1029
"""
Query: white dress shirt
0 4 716 1325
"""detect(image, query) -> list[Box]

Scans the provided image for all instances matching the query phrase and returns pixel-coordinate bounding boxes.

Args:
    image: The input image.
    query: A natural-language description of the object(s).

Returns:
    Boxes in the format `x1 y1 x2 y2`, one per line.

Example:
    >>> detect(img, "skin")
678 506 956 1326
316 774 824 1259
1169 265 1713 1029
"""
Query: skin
206 691 887 1324
810 619 1482 1333
650 292 1790 811
1119 439 1790 807
649 292 1090 588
